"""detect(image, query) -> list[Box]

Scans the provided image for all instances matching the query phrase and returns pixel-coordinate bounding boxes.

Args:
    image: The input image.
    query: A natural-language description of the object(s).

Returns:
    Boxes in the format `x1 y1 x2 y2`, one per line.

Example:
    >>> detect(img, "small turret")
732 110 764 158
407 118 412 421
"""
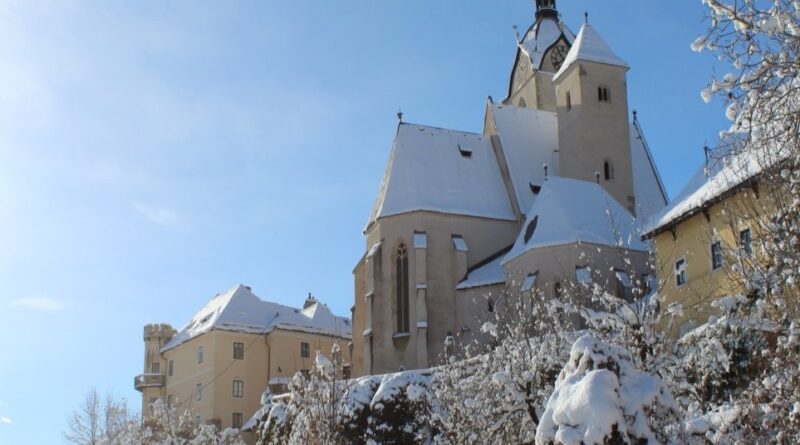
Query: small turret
304 292 318 309
535 0 558 20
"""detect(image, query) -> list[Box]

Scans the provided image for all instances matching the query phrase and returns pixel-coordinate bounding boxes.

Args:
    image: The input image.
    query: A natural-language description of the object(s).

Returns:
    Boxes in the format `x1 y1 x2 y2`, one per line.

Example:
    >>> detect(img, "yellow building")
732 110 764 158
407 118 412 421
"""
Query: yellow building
642 149 775 335
134 284 352 438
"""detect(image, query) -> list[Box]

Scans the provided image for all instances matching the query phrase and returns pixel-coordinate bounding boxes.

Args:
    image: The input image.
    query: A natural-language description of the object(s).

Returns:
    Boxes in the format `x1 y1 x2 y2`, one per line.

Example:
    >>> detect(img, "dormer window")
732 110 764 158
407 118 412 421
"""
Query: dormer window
598 86 610 102
458 144 472 158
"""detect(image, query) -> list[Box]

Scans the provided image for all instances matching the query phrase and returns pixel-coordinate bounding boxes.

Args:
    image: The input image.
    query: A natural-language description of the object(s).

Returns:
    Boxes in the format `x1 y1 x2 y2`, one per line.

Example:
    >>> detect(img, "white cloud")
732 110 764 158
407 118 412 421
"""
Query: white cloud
10 297 65 312
132 202 179 227
0 416 11 424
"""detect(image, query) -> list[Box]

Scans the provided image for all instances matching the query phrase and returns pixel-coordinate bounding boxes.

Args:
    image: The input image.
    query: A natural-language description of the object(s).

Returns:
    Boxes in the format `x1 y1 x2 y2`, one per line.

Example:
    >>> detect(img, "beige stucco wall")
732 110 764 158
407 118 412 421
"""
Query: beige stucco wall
351 257 367 377
454 282 506 348
652 187 769 336
554 61 635 214
140 326 350 438
358 211 519 374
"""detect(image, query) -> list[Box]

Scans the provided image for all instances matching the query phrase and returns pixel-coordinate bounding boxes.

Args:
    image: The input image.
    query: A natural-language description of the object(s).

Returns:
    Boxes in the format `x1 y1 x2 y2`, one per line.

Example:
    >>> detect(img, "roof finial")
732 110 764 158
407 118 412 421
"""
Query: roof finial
512 25 521 43
632 110 638 122
535 0 558 20
397 110 403 123
585 12 589 24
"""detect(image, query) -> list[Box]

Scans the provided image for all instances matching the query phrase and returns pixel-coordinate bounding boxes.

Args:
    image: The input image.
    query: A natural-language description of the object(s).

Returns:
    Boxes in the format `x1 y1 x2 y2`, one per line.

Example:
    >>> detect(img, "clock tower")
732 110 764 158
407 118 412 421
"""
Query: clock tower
504 0 574 111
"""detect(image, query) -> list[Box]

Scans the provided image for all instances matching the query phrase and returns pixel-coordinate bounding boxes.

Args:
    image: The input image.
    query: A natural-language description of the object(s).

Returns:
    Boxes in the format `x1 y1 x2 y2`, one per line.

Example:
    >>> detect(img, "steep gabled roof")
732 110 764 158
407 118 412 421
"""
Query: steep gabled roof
504 176 646 264
367 123 516 227
162 285 352 352
554 23 628 81
630 120 670 220
489 103 560 215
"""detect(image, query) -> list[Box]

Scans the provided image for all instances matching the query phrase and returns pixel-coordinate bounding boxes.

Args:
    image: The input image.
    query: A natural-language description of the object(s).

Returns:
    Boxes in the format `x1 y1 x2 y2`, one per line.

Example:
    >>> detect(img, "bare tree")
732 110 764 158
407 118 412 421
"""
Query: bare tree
64 388 135 445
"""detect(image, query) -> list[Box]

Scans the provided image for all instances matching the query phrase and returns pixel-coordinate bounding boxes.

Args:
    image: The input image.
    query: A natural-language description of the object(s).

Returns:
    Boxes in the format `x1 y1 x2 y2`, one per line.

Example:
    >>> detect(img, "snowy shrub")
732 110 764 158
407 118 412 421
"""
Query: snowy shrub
366 371 432 445
338 375 382 444
535 335 679 445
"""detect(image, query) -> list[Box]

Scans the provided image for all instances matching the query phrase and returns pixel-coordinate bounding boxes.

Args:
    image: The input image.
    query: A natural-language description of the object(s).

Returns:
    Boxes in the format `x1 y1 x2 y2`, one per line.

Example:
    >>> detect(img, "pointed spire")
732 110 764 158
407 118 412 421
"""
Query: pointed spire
553 23 629 81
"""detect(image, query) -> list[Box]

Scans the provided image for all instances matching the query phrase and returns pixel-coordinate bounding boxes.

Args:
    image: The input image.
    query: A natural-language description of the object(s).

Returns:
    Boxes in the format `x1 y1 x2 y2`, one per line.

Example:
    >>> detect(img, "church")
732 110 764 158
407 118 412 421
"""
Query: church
350 0 669 376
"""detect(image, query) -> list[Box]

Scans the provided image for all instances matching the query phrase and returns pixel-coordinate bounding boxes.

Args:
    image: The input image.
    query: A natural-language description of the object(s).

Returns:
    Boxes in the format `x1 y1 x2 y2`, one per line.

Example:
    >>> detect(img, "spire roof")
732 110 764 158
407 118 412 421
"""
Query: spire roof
553 23 628 80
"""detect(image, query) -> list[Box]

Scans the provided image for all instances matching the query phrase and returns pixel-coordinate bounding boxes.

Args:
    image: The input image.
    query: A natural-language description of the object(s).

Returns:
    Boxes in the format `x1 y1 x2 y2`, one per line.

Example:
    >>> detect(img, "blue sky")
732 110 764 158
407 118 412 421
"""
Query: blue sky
0 1 728 444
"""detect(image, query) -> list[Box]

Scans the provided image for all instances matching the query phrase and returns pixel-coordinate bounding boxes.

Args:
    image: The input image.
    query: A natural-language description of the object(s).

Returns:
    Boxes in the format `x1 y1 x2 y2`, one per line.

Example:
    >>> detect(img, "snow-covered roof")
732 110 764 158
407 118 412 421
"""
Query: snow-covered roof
504 176 646 264
519 16 575 70
490 103 560 215
630 121 669 220
161 285 352 352
643 145 779 237
367 123 516 226
456 247 511 290
554 23 628 81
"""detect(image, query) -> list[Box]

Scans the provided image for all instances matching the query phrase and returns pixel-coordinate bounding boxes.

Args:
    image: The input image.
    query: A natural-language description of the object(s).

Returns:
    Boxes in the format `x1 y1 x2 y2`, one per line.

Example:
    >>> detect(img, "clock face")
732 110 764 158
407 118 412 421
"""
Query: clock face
550 45 568 70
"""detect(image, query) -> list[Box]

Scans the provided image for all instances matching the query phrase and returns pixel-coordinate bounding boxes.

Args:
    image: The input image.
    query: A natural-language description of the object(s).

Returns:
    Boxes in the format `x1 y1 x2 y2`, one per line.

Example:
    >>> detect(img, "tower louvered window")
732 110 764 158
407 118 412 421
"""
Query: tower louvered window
395 244 410 333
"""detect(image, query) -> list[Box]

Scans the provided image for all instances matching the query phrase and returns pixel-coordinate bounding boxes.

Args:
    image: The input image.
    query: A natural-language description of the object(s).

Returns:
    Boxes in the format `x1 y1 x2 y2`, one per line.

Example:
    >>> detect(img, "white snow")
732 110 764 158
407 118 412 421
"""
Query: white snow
519 17 576 70
456 250 508 290
554 23 628 81
536 335 677 445
368 124 516 225
504 176 646 265
161 285 352 352
490 103 560 215
644 144 784 236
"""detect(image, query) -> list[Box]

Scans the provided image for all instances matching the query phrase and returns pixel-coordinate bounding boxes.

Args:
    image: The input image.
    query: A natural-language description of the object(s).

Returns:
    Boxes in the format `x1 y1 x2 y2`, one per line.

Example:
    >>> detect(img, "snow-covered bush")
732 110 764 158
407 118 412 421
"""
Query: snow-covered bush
102 399 245 445
429 291 571 445
536 335 679 445
366 371 431 445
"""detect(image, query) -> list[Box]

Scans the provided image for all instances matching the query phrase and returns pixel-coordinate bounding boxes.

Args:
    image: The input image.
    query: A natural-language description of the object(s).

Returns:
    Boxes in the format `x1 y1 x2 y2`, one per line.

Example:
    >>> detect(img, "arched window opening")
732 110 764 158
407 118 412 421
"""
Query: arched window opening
395 244 410 333
518 97 527 108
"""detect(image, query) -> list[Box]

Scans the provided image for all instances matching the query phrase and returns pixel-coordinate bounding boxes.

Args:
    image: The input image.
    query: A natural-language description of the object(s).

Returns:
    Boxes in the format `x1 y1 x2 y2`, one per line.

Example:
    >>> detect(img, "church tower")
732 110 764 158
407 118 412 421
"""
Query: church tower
552 23 636 214
505 0 573 111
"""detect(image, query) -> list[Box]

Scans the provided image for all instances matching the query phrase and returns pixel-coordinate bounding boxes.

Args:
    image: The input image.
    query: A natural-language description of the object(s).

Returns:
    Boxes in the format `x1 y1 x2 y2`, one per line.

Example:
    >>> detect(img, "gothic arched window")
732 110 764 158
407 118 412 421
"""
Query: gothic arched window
395 244 410 333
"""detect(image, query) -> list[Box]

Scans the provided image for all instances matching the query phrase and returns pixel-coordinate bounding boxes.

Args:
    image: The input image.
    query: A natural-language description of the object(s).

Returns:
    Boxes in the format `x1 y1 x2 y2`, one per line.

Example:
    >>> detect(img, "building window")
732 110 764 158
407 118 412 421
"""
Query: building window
554 281 562 298
604 160 615 181
194 415 201 428
576 266 592 285
712 241 724 270
168 360 174 377
232 412 243 429
740 228 753 255
598 86 610 102
197 346 204 364
487 298 494 313
675 258 687 286
395 243 410 333
195 383 202 401
566 91 572 110
233 380 244 398
342 364 352 380
167 394 174 407
151 362 160 374
233 342 244 360
300 342 310 358
642 274 653 295
615 270 631 298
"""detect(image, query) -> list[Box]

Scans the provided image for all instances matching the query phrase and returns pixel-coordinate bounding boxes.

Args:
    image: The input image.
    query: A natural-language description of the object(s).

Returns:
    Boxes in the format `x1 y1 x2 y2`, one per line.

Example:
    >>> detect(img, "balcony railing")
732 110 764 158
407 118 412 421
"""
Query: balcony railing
134 373 164 392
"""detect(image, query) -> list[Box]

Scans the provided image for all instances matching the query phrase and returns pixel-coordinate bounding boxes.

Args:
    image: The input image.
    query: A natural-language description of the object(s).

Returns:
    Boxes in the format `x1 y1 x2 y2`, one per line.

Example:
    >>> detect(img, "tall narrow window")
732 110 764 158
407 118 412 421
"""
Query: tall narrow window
598 86 610 102
151 362 160 374
300 342 310 358
675 258 687 286
604 160 614 181
711 241 724 270
395 244 410 333
566 92 572 110
740 229 753 255
233 342 244 360
232 380 244 398
195 383 202 401
168 360 174 377
197 346 204 364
